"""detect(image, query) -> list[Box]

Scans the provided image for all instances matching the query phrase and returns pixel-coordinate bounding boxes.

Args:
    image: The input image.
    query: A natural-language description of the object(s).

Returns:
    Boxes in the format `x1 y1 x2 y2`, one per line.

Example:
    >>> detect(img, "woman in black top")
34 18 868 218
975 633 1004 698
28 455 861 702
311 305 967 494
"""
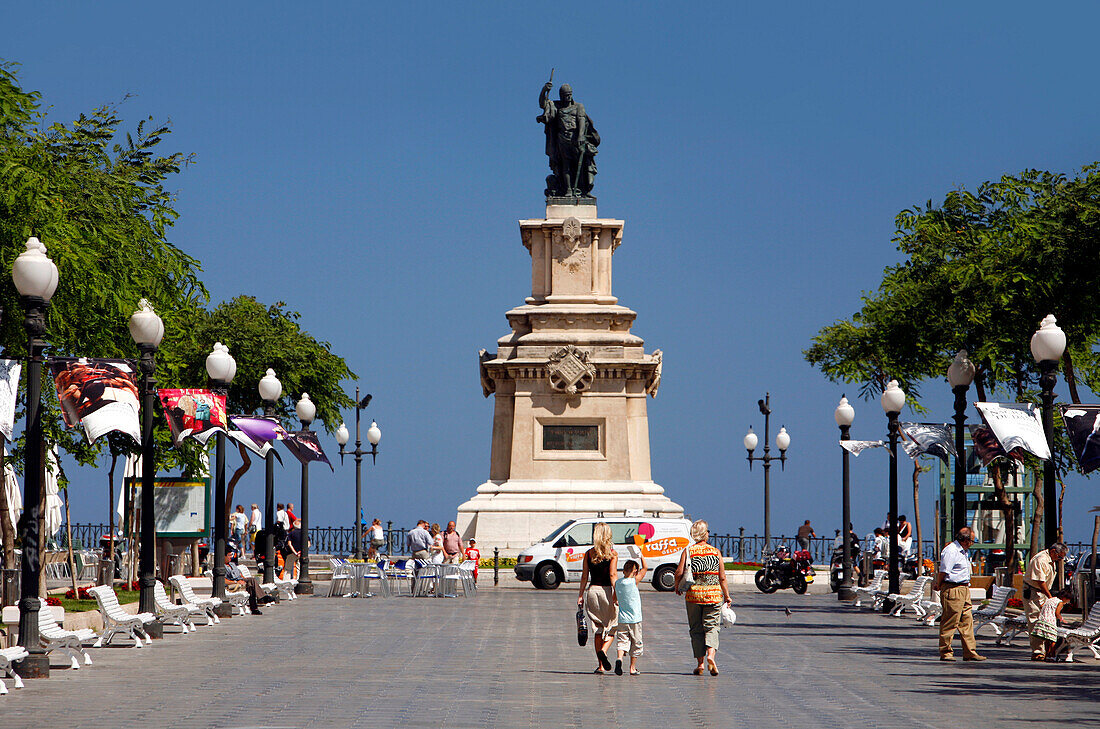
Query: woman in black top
577 522 618 673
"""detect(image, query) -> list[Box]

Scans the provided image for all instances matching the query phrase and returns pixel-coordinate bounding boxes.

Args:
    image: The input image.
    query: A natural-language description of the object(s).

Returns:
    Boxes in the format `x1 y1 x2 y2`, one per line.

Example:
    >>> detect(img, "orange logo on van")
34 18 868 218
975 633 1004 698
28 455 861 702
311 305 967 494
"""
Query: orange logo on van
641 536 689 557
564 548 586 562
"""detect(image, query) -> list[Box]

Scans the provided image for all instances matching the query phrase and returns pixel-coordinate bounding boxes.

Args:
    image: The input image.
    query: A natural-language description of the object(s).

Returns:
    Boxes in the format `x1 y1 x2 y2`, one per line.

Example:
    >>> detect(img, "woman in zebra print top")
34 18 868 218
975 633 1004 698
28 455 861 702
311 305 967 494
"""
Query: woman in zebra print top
674 519 731 676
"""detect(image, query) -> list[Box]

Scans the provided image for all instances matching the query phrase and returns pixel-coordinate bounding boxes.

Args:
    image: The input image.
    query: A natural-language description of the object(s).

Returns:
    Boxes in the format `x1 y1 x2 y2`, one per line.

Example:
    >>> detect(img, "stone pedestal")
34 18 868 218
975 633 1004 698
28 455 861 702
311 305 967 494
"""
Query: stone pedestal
457 203 682 554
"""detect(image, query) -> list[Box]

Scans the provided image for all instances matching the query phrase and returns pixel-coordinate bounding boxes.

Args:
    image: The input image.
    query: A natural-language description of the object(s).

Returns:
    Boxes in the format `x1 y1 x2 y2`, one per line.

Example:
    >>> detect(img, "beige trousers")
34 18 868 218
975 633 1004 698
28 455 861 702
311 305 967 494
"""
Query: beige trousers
938 585 979 658
1026 594 1046 656
685 601 722 658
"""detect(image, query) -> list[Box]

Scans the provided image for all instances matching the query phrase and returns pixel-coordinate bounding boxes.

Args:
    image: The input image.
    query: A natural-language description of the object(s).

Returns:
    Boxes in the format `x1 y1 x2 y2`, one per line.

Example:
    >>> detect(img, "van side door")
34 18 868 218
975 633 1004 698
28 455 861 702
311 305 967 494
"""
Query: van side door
555 522 594 578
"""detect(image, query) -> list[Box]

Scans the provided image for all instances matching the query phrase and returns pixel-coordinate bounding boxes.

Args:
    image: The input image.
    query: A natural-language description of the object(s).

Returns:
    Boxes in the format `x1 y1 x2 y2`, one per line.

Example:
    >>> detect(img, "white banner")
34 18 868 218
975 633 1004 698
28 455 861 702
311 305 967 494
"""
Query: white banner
975 401 1050 460
0 360 20 441
839 440 886 457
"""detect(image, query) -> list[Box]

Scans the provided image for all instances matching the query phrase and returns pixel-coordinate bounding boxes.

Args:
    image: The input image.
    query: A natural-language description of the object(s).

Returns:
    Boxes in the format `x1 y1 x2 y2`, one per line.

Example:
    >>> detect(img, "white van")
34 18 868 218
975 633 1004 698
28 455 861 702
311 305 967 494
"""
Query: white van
514 515 692 591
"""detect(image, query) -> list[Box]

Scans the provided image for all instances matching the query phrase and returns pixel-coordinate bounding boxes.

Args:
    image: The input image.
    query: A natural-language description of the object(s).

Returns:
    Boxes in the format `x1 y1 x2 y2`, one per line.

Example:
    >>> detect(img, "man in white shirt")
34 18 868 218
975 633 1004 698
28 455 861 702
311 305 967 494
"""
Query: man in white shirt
276 503 290 531
933 527 985 662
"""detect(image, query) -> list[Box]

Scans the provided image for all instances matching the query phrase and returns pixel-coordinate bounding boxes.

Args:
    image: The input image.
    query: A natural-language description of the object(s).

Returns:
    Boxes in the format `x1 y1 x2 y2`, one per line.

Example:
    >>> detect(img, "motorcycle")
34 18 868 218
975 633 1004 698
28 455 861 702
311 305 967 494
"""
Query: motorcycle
755 545 815 594
829 542 861 592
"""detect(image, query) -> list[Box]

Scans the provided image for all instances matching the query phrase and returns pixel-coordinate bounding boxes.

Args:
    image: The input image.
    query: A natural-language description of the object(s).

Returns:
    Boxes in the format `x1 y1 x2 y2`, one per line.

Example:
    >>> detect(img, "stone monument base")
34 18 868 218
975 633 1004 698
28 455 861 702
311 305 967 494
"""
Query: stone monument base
457 479 683 555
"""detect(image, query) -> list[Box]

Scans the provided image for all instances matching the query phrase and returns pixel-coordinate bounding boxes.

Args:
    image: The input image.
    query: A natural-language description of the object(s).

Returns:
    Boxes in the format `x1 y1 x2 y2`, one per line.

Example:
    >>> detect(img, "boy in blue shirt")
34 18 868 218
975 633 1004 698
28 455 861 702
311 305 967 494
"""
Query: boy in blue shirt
613 553 646 675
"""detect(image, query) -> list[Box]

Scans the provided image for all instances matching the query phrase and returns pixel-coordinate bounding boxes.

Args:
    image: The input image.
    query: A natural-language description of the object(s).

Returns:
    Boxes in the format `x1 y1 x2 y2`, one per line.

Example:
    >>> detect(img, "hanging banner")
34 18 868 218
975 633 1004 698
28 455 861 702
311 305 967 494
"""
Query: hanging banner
968 424 1021 466
227 429 275 459
49 358 141 445
281 430 333 471
229 416 289 447
975 401 1050 460
0 359 21 441
158 389 228 446
1059 405 1100 474
839 440 886 457
899 422 957 463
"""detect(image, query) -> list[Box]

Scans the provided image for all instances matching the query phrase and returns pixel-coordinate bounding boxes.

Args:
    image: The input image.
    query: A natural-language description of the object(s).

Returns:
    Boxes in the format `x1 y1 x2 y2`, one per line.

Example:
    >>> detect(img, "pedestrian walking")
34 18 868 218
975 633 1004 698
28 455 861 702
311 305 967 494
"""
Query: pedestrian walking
613 552 647 675
230 505 247 548
1023 541 1067 660
897 515 913 557
442 521 463 564
248 503 261 550
674 519 732 676
577 522 618 674
932 527 985 661
796 520 815 552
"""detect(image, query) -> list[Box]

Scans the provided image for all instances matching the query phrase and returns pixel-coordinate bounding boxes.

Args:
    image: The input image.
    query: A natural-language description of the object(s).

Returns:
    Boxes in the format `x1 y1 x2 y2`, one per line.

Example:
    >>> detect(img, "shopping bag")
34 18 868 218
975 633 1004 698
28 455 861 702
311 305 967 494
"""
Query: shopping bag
677 551 694 592
576 607 589 647
721 604 737 626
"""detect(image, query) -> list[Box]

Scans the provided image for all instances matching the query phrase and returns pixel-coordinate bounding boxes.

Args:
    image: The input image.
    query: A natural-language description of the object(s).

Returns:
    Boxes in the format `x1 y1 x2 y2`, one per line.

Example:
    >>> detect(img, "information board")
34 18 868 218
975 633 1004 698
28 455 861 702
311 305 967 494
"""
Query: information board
125 477 210 538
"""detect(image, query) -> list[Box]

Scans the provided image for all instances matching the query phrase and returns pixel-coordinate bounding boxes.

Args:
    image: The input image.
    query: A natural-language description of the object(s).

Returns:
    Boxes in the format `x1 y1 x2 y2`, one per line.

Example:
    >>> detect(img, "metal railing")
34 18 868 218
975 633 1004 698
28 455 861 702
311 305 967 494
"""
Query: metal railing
59 524 1100 563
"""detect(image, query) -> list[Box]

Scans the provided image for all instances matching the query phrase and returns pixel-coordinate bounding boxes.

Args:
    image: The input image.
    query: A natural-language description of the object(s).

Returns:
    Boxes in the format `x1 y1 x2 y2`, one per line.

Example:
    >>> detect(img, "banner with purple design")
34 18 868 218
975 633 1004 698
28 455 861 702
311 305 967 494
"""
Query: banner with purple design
1059 405 1100 474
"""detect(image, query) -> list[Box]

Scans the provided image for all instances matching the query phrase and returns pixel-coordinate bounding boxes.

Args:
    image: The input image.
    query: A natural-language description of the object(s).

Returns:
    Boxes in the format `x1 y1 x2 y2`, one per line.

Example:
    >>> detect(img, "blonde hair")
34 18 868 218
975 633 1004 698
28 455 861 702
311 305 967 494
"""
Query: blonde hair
589 522 615 562
690 519 709 543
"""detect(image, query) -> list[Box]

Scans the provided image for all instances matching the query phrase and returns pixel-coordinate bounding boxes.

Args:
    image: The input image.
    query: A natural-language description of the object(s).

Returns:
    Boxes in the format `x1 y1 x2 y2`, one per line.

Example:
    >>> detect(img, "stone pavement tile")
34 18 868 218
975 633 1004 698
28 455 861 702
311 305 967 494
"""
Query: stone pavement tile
2 587 1099 728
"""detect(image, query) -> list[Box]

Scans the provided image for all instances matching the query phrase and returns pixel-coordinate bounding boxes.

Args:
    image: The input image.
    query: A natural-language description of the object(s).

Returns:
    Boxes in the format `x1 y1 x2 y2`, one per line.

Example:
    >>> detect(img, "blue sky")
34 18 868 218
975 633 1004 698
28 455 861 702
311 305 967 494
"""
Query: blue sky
5 3 1100 543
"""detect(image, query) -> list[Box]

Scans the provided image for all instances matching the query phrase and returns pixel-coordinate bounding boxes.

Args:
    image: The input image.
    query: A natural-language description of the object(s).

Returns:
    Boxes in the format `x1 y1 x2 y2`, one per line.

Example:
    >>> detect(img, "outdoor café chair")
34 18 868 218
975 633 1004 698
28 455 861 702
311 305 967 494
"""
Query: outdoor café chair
852 570 886 608
973 585 1016 635
413 561 441 597
168 575 221 625
153 580 196 633
383 559 415 596
328 558 351 597
89 585 155 648
0 646 28 694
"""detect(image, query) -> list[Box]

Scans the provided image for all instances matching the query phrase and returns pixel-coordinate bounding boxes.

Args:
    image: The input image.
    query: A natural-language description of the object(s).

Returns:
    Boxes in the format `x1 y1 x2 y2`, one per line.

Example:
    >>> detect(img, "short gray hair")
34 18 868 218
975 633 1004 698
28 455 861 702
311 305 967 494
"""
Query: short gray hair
690 519 709 542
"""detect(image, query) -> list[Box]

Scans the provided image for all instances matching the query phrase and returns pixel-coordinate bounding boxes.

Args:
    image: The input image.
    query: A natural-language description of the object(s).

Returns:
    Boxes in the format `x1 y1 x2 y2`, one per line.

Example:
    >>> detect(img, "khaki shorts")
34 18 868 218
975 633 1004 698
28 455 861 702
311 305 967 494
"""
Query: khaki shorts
616 622 643 657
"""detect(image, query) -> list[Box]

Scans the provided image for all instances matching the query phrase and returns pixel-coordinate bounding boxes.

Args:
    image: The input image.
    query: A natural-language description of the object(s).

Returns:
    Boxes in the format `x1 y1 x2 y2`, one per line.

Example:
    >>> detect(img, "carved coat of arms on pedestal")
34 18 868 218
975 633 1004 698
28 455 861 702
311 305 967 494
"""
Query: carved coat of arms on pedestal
546 344 595 395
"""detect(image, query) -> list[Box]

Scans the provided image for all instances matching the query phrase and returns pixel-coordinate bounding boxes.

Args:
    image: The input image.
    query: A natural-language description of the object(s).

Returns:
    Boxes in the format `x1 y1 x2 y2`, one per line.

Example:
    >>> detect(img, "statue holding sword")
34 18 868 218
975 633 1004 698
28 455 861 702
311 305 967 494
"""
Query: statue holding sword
537 71 600 199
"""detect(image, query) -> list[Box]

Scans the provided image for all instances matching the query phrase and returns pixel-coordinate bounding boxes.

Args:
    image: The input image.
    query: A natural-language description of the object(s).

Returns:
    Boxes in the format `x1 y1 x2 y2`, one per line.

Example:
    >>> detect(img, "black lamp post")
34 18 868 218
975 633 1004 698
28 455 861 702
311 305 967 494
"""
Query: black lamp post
258 368 281 585
834 395 855 601
947 350 976 536
13 237 57 679
129 299 165 639
335 387 380 559
294 392 316 594
744 393 791 552
1030 314 1066 546
205 342 236 617
881 379 905 610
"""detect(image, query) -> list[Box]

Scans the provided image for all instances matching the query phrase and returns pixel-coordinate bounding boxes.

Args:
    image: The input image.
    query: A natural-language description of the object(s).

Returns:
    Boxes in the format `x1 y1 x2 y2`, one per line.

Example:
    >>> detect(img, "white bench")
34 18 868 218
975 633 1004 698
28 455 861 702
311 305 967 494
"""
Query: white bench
1054 607 1100 662
89 585 155 648
0 646 28 694
852 570 886 608
204 569 252 616
168 575 221 625
37 598 97 668
974 585 1016 635
239 564 279 600
153 580 195 633
887 576 934 617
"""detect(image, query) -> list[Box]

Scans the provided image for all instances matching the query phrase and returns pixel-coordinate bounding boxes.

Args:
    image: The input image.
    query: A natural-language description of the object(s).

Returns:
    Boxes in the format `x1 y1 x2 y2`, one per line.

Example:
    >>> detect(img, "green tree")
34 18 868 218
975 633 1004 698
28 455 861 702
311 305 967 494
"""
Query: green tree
805 165 1100 543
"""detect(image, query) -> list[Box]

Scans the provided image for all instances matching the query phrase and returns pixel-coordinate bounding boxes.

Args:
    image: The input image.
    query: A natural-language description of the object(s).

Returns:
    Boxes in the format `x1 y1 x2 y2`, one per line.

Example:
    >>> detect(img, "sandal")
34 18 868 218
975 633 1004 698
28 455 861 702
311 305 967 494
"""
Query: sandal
707 659 719 676
693 666 704 675
593 668 605 674
596 650 612 671
630 669 640 675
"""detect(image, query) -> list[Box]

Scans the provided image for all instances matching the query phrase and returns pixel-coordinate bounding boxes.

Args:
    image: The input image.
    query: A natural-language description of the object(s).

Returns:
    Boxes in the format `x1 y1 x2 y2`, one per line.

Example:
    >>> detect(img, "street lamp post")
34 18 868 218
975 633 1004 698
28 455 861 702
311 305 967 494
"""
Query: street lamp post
129 299 165 638
834 395 855 601
205 342 236 617
744 393 790 551
947 350 976 536
13 237 58 679
335 387 380 559
1030 314 1066 544
294 392 316 594
258 368 281 585
881 379 906 610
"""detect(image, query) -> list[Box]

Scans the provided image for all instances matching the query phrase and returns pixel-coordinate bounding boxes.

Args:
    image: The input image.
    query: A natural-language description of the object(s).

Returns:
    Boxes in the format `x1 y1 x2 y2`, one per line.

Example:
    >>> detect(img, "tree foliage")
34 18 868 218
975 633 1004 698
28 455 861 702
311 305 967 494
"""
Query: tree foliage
0 62 354 478
805 165 1100 476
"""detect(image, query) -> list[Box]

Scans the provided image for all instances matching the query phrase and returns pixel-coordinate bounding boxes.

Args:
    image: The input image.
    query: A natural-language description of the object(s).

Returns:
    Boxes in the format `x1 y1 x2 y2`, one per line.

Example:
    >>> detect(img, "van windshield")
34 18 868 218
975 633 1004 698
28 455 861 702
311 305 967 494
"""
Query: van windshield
541 520 575 543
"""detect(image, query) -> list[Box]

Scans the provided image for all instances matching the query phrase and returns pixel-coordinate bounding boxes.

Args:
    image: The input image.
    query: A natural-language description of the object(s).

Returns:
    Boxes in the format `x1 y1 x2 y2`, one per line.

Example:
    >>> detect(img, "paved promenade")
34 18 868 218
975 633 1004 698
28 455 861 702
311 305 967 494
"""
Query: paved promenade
2 581 1097 728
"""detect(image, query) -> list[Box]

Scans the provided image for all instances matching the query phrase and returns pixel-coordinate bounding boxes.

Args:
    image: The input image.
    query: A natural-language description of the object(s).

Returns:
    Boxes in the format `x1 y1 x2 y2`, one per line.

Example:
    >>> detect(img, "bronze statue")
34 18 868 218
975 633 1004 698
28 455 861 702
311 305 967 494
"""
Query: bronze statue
537 74 599 200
